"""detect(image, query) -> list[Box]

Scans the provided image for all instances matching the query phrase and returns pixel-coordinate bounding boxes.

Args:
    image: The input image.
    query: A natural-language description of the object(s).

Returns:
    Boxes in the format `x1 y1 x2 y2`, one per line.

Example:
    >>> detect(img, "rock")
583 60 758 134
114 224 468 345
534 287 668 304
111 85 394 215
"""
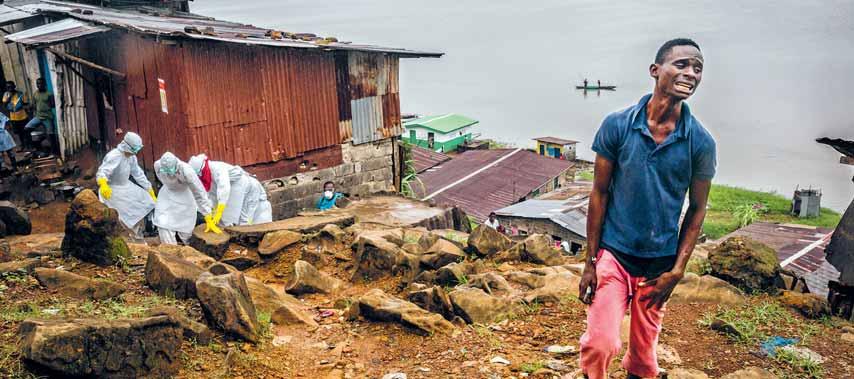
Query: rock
657 343 682 365
401 242 424 255
351 234 419 282
435 261 486 286
60 189 129 266
504 271 548 289
153 244 217 269
842 333 854 343
719 367 778 379
320 224 347 242
196 270 260 342
382 373 407 379
19 316 182 378
519 234 564 266
147 306 213 345
467 272 514 296
33 268 124 300
467 225 512 257
0 257 44 274
245 276 318 328
666 368 710 379
545 359 572 372
0 200 31 235
353 288 455 335
779 345 824 363
449 287 514 324
489 356 510 365
778 290 830 319
420 239 466 270
709 318 742 339
258 230 303 257
227 213 355 246
145 251 206 299
286 260 343 295
30 187 55 205
669 273 746 305
709 237 781 293
523 272 581 304
189 224 232 260
406 285 455 320
220 245 262 270
544 345 576 355
431 229 470 249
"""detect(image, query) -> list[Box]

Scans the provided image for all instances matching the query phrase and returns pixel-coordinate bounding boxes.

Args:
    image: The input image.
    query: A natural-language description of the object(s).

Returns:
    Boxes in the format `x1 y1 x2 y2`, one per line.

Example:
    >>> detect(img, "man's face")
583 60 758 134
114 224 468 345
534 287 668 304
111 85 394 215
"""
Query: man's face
36 79 46 91
324 184 334 193
650 45 704 100
5 83 14 92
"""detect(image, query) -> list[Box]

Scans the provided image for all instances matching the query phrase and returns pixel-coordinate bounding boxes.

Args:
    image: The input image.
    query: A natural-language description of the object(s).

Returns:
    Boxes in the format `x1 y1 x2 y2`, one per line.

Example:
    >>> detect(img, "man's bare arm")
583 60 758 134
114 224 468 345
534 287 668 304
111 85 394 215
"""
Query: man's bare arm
578 154 614 303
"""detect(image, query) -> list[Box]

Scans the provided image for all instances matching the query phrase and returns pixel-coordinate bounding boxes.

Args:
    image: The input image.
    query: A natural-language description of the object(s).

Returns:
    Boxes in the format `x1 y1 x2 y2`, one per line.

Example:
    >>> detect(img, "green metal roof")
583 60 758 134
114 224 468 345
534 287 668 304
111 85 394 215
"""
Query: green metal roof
403 114 478 134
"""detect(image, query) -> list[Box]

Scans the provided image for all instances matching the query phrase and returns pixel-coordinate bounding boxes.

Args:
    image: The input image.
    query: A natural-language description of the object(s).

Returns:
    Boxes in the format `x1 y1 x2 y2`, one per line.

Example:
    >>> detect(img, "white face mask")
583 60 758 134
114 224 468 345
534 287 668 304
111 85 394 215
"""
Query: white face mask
324 190 334 199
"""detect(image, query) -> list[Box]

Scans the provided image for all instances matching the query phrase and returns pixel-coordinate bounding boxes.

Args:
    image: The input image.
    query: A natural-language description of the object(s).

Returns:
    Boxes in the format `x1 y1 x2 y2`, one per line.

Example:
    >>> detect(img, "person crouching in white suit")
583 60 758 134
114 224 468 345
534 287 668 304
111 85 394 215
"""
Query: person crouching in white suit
240 176 273 225
96 132 155 239
153 152 222 244
188 154 251 228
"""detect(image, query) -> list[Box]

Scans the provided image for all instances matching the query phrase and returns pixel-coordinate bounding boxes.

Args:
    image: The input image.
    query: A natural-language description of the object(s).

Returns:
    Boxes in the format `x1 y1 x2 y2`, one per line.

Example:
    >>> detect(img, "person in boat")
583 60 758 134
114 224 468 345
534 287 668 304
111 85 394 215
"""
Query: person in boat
578 38 715 379
583 78 588 88
598 80 601 88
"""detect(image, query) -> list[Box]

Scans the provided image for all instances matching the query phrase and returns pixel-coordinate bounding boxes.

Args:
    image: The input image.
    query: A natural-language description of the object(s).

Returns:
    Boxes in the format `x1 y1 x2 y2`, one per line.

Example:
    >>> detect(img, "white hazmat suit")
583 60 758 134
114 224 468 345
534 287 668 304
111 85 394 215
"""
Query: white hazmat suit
240 176 273 225
189 154 250 227
154 152 213 245
96 132 155 236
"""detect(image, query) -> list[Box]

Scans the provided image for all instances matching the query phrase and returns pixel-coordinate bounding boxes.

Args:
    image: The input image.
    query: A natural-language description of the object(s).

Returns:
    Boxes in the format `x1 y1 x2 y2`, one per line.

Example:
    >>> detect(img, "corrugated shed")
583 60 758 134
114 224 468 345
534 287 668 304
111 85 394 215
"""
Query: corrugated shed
351 96 384 145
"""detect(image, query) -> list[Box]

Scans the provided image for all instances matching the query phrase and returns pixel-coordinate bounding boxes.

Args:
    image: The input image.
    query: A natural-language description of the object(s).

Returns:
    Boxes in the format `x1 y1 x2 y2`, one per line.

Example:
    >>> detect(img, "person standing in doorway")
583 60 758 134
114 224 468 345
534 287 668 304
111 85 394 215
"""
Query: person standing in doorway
25 78 55 155
484 212 500 230
577 38 716 379
2 81 31 150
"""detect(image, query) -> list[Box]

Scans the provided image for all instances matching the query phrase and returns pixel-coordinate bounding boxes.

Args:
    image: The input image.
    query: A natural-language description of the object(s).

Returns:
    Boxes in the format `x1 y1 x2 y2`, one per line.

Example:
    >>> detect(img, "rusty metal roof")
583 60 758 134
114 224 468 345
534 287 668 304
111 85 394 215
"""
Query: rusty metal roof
411 145 451 173
723 222 837 296
8 0 442 57
534 136 578 145
5 18 109 46
416 149 574 221
495 199 588 238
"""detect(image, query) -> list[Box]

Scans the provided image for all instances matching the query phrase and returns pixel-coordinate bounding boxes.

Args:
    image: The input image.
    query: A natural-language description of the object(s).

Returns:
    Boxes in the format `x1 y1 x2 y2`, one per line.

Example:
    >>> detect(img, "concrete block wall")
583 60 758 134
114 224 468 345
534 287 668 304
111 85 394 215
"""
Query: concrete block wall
265 139 396 219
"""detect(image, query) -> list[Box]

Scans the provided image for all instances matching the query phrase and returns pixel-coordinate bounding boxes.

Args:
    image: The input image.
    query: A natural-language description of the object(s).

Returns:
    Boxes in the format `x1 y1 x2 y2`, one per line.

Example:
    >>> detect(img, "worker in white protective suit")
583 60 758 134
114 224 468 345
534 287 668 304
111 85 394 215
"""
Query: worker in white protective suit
96 132 156 237
153 152 222 244
188 154 251 228
240 176 273 225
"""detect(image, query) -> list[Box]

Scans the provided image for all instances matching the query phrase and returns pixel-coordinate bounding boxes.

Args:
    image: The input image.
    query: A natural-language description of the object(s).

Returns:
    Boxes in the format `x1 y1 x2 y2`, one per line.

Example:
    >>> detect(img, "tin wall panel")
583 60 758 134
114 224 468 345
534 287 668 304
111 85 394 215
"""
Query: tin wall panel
50 42 89 159
348 52 380 99
381 92 401 138
334 52 352 142
351 96 383 145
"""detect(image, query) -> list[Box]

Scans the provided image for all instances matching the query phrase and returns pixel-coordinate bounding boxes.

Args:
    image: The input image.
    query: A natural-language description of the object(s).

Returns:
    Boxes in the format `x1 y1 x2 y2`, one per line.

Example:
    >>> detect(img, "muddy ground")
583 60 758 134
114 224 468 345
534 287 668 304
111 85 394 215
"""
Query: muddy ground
1 207 853 379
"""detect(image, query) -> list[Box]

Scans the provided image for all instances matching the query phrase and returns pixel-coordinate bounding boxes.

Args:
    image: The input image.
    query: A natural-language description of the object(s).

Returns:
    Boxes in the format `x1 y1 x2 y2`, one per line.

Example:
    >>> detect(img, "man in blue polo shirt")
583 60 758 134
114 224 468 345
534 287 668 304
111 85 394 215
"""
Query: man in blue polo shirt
577 38 716 379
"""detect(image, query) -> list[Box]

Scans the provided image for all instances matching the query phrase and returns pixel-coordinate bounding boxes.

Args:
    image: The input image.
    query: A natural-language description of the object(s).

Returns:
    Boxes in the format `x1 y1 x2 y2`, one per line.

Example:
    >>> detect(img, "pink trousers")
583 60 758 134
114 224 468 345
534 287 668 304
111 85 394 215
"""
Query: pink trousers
579 249 664 379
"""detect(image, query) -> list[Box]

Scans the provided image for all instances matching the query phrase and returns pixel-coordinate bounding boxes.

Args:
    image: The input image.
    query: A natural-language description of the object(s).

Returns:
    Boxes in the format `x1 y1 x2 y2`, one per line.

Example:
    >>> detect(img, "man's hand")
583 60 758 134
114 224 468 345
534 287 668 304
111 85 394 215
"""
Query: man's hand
578 262 597 304
638 271 684 309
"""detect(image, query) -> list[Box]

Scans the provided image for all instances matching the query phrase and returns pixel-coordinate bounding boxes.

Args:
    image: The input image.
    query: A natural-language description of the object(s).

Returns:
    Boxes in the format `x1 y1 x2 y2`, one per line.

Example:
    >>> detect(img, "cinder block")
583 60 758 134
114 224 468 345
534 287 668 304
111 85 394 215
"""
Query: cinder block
361 156 392 172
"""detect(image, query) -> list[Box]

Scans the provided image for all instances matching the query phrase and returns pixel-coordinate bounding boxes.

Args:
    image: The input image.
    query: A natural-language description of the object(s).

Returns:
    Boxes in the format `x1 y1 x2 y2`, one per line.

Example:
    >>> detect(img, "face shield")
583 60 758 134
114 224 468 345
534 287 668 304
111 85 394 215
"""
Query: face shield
159 152 179 176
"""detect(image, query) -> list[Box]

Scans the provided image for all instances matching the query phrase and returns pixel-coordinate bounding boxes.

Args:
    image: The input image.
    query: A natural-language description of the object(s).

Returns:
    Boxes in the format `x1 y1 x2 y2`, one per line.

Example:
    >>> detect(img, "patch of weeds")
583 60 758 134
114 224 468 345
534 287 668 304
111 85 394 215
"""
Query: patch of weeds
576 169 594 181
773 347 824 379
0 302 43 322
0 270 31 285
257 311 272 339
699 301 815 345
208 342 224 354
471 324 502 349
520 361 546 374
686 256 711 275
402 234 420 245
456 273 469 286
443 232 467 244
0 344 41 379
229 351 258 372
522 300 542 315
100 295 178 320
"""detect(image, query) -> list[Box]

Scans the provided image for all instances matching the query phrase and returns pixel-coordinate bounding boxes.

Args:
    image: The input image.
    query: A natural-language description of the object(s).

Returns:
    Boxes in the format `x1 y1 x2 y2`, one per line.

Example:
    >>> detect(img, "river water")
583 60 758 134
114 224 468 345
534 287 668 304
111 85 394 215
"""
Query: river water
195 0 854 211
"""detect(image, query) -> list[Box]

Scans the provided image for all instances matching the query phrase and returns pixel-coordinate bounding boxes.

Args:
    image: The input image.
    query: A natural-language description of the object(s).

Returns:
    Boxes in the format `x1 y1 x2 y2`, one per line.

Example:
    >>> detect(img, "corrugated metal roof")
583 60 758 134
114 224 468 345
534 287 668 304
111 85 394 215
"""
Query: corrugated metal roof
495 197 589 238
534 136 578 145
411 145 451 173
5 18 109 46
404 113 478 134
416 149 574 221
10 0 442 57
0 4 38 26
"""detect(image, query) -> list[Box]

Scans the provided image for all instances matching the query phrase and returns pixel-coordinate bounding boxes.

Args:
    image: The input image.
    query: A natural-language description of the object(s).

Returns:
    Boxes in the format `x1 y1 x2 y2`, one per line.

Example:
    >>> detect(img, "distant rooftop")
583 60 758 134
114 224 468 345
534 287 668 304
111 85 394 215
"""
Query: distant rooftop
403 114 478 134
534 137 578 145
495 198 589 238
411 145 451 173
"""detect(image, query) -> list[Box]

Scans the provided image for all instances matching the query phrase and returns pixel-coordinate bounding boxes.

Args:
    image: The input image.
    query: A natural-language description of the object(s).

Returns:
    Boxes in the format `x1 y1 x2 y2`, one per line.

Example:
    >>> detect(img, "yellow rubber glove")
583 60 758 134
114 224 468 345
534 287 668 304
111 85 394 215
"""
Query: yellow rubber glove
204 214 223 234
97 177 112 200
212 203 226 226
148 188 157 202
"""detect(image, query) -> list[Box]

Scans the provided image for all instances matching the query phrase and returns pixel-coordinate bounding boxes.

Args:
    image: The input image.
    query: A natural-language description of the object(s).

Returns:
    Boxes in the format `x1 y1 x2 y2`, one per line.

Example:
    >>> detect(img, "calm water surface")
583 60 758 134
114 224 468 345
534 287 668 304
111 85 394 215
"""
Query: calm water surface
196 0 854 211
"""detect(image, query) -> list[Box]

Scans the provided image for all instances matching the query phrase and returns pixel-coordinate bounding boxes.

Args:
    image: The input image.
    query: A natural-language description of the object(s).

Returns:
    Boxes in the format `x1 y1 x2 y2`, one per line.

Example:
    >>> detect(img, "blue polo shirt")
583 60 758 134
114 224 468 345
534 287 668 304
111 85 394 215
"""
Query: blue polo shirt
592 94 716 258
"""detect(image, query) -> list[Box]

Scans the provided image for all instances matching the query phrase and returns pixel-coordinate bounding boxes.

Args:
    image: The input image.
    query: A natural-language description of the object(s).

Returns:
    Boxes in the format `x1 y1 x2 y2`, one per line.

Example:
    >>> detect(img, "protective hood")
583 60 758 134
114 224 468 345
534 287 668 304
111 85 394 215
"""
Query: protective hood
188 154 207 175
118 132 143 154
158 152 178 175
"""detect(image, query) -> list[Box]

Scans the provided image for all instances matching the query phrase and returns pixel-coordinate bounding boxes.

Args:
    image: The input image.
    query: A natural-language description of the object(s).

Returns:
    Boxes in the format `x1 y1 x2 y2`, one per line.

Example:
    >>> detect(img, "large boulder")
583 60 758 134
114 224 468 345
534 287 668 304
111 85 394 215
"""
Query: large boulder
467 273 514 297
258 230 303 257
522 272 581 304
219 245 262 270
518 234 564 266
189 224 232 260
19 316 182 378
245 277 318 329
352 289 455 335
147 306 213 345
709 237 781 293
669 273 746 305
145 251 206 299
778 290 830 319
467 225 512 257
449 287 515 324
351 234 419 282
0 257 45 274
0 200 31 235
33 268 125 300
435 261 487 286
286 260 343 295
196 270 261 342
61 189 130 266
407 285 455 320
227 213 355 246
420 239 466 270
150 244 216 269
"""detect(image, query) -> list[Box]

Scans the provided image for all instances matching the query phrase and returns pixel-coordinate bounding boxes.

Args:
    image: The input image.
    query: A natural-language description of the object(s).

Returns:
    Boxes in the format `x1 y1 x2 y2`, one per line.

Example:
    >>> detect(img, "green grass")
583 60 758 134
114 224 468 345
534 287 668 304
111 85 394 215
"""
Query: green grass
520 361 546 374
257 311 272 339
699 301 820 346
576 168 594 181
703 185 841 240
773 347 825 379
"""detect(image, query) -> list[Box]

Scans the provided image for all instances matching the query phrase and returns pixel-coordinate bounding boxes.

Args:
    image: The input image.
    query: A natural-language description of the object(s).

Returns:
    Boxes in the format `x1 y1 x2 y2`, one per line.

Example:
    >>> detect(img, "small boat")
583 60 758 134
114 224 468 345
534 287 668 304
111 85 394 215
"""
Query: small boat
575 85 616 91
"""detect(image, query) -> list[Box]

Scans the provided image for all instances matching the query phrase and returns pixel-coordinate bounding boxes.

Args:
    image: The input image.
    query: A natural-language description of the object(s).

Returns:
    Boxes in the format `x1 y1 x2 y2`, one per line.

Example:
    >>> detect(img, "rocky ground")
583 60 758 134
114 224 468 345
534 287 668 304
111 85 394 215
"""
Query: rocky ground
0 193 852 379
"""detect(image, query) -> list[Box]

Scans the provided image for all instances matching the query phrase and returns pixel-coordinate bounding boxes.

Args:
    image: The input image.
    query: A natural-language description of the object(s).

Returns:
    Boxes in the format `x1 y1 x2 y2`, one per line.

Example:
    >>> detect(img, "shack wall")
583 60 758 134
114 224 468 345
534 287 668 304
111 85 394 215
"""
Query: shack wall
496 216 585 245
